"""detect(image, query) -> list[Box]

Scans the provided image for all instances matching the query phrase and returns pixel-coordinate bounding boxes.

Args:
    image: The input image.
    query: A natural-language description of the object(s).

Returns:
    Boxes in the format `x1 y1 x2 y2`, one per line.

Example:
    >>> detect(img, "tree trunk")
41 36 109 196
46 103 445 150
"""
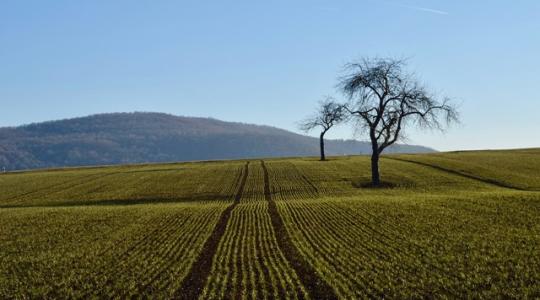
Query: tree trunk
319 132 326 161
371 152 380 186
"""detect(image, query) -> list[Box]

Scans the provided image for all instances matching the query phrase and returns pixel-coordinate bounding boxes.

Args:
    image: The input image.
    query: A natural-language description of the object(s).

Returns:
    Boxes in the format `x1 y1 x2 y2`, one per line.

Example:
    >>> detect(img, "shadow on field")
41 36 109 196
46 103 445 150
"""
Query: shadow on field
351 177 417 189
352 181 400 189
0 194 230 209
386 157 534 191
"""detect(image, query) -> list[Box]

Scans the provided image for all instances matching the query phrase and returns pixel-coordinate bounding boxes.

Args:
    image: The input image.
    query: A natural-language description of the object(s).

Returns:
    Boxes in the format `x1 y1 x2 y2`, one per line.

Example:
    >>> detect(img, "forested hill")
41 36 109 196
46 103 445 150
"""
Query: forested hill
0 112 434 170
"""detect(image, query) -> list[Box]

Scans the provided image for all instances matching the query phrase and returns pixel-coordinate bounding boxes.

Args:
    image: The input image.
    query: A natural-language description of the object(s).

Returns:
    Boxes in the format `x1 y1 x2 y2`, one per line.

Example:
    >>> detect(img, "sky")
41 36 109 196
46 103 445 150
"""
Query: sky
1 0 539 151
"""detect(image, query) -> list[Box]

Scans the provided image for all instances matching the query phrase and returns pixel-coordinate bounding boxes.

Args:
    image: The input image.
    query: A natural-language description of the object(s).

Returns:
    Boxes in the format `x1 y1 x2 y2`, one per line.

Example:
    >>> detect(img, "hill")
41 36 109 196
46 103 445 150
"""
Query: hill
0 112 433 170
0 149 539 298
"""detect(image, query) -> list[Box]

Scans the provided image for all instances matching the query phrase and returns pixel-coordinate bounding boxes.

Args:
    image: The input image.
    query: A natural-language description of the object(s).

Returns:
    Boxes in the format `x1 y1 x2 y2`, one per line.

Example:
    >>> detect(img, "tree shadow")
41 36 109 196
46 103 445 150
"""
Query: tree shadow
352 180 399 189
350 177 417 189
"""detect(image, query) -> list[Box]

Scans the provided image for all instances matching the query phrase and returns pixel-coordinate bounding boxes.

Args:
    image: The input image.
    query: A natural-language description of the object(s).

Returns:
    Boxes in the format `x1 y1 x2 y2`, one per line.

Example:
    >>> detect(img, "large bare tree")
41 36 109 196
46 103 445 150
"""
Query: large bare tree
299 98 347 161
340 58 459 186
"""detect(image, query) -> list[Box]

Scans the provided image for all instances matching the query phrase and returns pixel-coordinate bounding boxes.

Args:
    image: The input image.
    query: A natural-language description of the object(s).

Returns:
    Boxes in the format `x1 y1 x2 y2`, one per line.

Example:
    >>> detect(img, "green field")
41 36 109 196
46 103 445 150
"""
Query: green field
1 149 540 298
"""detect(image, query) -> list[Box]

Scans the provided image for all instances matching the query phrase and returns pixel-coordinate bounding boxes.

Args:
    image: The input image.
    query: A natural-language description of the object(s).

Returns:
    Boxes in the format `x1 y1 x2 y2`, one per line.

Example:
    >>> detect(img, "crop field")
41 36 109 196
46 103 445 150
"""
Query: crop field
394 148 540 191
1 149 540 298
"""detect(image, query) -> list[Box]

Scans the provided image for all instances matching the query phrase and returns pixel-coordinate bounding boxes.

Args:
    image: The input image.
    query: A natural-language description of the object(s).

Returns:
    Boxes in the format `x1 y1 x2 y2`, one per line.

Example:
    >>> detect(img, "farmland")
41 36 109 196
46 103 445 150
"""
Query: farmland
1 149 540 298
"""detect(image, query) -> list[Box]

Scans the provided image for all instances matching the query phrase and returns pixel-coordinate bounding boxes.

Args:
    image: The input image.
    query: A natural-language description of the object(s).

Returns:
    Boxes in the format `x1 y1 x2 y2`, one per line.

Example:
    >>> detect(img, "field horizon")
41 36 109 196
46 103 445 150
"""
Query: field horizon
3 146 537 175
1 148 539 298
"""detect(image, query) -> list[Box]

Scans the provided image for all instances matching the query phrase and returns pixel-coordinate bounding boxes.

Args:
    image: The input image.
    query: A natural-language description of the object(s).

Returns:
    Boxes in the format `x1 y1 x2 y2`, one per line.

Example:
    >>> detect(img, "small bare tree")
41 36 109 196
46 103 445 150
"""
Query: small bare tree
340 58 459 186
299 98 347 161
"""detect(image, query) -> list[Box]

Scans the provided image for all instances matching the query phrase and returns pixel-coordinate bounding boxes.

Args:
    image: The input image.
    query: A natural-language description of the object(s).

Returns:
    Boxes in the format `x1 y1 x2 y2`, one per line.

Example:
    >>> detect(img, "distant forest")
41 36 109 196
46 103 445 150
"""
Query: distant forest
0 112 434 171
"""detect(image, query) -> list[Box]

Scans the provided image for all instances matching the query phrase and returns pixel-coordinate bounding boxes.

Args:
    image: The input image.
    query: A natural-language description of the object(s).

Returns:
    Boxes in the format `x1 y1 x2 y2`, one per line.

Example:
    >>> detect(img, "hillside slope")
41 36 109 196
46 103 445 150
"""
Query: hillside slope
0 112 433 170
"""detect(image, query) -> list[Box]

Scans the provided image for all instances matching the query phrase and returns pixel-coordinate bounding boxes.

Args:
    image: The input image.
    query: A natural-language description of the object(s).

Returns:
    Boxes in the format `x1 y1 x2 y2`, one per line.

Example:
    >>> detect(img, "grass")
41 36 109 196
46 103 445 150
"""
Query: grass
1 149 539 298
0 203 227 298
393 148 540 190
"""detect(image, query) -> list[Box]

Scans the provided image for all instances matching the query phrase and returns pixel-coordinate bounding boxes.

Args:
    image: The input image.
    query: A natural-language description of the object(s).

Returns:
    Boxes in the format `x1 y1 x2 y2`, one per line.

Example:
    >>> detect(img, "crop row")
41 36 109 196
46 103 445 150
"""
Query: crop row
276 194 540 298
267 157 496 197
0 203 229 299
263 161 319 199
262 159 540 297
0 161 244 207
200 162 308 299
2 154 540 298
396 150 540 191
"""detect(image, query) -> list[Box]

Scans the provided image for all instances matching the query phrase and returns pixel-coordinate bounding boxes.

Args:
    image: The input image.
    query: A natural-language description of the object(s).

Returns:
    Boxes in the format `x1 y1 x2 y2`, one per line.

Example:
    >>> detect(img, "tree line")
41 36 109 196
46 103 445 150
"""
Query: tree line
299 58 459 187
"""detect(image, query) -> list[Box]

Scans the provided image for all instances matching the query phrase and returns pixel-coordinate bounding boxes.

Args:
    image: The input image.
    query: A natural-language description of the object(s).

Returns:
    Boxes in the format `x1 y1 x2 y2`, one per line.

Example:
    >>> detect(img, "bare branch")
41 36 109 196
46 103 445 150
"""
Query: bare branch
298 96 349 160
338 57 460 185
298 97 348 133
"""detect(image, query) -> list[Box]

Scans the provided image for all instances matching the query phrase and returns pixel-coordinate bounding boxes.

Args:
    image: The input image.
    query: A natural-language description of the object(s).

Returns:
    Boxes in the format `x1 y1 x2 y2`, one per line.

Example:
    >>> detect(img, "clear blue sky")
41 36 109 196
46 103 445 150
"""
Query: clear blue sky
1 0 539 151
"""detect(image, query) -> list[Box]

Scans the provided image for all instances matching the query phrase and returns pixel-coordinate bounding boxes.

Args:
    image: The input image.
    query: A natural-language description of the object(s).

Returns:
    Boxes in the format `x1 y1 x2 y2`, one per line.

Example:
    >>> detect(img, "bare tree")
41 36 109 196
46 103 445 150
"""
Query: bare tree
340 58 459 186
299 98 347 161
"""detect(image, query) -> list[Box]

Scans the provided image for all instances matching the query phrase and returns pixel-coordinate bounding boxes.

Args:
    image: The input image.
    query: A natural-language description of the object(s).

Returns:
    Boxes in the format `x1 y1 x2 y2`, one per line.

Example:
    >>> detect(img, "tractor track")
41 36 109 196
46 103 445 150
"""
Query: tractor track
174 161 250 299
260 160 338 300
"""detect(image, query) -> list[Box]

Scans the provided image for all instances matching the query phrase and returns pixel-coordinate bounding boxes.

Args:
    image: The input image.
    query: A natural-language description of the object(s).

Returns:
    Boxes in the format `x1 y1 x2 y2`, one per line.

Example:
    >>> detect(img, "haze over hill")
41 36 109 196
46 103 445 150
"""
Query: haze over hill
0 112 434 170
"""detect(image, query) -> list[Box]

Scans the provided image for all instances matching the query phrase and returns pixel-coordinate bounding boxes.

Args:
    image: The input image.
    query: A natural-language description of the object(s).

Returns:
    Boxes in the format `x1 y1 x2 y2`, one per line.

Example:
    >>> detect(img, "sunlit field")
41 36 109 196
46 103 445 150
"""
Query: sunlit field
1 149 539 298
